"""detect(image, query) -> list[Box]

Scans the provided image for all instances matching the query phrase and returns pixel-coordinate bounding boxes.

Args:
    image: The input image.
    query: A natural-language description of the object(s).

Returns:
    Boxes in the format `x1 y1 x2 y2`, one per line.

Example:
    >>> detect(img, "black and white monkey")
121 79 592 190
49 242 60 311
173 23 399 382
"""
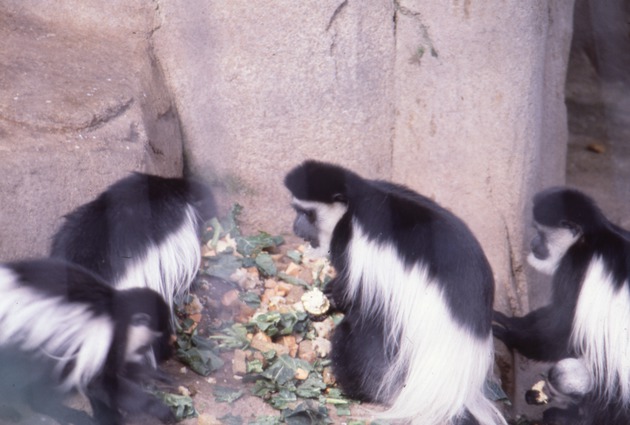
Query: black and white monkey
284 160 506 425
51 173 215 326
494 187 630 424
0 258 174 425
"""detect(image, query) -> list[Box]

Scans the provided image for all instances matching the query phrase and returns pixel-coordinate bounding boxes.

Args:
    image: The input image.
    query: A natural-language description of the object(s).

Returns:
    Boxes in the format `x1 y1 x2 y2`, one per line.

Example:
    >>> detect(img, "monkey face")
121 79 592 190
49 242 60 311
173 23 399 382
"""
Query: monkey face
290 198 347 257
291 205 320 247
527 223 582 275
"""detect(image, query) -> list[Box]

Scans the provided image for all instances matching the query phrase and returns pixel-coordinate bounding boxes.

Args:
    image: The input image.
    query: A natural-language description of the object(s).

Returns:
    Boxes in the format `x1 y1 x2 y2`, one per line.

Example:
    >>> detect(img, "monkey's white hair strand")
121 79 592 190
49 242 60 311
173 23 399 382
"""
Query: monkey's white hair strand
0 266 114 393
571 256 630 405
345 222 506 425
115 204 201 315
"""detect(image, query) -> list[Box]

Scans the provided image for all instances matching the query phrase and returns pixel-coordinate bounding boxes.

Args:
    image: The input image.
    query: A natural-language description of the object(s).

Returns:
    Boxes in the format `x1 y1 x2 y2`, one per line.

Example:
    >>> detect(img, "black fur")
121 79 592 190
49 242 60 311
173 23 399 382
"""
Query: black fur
536 395 630 425
0 259 175 425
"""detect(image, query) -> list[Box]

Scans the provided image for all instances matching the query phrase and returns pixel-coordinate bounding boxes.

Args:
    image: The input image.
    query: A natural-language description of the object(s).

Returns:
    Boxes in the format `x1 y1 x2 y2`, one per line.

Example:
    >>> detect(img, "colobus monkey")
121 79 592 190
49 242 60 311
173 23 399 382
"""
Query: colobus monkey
284 160 506 425
494 187 630 424
51 173 215 324
0 258 174 425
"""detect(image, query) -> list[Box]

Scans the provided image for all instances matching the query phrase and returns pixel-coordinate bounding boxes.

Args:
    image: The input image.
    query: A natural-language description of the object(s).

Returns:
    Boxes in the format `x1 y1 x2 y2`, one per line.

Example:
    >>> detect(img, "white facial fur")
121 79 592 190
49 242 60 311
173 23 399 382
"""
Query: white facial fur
291 198 348 257
527 224 581 275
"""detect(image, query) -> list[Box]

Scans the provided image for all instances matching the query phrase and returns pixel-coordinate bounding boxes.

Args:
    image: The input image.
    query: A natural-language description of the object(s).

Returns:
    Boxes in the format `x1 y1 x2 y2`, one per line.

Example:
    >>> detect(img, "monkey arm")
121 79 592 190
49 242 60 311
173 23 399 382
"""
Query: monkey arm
493 306 574 361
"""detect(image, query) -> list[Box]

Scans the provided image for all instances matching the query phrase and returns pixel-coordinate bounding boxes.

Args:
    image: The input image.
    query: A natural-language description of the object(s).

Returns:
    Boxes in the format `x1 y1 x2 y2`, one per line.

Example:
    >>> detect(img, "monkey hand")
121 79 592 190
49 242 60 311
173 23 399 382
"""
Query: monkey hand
322 277 348 312
491 310 511 342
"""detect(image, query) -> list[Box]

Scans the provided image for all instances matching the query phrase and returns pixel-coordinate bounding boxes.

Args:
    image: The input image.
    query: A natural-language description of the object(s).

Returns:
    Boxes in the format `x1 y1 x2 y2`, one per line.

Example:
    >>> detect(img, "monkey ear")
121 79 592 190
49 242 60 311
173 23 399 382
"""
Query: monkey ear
332 193 347 203
560 220 581 237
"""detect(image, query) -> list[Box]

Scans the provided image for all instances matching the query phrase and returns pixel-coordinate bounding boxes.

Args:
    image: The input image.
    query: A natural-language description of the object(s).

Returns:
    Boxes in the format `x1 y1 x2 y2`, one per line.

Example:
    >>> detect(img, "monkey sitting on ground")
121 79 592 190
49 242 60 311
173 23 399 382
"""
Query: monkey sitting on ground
284 160 506 425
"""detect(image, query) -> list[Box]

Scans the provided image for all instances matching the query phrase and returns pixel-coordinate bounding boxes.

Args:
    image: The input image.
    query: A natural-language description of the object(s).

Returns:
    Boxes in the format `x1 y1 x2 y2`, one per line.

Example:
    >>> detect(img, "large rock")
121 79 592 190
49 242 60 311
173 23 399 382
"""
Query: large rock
0 5 183 260
152 0 396 232
153 0 573 307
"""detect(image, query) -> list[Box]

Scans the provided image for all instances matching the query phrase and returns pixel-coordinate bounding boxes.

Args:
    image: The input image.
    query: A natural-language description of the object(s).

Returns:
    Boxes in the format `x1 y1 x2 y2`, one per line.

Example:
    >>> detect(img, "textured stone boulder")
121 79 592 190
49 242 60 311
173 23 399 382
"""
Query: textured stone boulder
0 5 183 260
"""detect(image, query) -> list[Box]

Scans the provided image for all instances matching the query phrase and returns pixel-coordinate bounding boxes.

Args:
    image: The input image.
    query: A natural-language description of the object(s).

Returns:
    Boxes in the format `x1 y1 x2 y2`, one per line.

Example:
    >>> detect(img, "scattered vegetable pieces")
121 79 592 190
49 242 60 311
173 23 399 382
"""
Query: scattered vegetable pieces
153 390 197 421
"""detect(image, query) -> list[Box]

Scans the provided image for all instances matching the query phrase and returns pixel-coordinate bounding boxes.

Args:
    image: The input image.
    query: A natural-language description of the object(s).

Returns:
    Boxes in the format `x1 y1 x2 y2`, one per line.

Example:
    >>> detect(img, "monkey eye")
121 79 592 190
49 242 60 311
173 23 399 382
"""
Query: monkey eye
304 209 316 223
559 220 580 236
293 205 317 223
332 193 347 203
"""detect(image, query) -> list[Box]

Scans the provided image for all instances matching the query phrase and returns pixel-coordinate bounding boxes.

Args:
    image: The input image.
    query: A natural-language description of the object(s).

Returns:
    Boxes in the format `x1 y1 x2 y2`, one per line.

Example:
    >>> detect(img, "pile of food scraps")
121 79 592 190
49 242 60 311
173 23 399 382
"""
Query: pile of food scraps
160 206 387 425
157 206 514 425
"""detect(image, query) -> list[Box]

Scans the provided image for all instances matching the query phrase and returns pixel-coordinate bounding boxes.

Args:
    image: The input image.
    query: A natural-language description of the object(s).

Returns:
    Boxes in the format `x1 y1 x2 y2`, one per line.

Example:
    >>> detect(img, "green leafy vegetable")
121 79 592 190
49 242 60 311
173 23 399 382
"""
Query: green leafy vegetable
277 272 310 289
210 323 251 350
175 345 224 376
255 252 278 277
282 402 333 425
203 252 243 280
221 204 244 238
295 375 327 399
220 413 244 425
153 391 197 421
270 388 297 410
250 311 308 337
261 355 313 386
251 379 277 399
213 385 244 403
248 416 282 425
240 292 262 308
237 232 284 257
286 250 302 264
247 359 265 374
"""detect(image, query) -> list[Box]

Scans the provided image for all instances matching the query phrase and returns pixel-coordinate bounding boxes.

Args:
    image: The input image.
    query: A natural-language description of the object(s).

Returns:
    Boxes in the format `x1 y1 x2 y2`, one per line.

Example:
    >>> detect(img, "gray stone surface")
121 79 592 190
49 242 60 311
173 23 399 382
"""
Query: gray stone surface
0 5 183 260
152 0 397 233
